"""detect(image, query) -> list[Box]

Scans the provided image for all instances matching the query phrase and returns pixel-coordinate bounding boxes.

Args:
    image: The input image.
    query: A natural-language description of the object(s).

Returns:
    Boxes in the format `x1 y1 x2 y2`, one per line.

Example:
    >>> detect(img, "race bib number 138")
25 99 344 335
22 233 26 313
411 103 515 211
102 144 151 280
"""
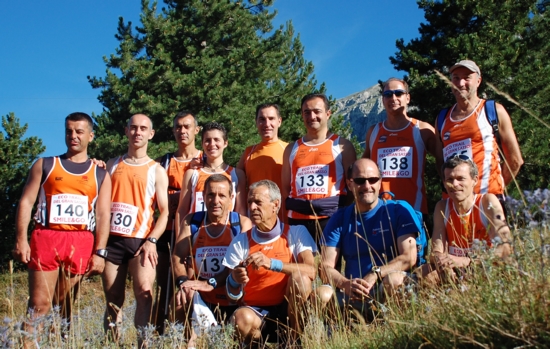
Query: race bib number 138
378 147 413 178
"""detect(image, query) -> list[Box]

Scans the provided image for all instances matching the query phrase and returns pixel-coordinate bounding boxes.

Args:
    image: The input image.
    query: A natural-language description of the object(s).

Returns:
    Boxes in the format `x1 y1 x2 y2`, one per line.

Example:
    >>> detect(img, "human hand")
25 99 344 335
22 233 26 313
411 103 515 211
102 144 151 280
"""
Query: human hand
232 262 249 284
12 241 31 264
91 158 106 169
244 251 271 271
136 240 158 268
85 255 105 276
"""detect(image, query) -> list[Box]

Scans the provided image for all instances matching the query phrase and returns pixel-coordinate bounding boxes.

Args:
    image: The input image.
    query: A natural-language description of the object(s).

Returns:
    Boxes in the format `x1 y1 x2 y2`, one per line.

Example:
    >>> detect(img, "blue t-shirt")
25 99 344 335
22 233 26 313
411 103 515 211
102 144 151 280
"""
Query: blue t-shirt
322 200 420 279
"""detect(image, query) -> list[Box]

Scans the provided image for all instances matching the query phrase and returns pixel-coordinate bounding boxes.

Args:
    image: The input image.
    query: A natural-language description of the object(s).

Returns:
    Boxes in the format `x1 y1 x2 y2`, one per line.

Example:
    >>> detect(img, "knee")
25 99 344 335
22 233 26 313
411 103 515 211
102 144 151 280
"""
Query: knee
231 308 258 338
311 284 333 308
287 272 312 300
134 288 154 305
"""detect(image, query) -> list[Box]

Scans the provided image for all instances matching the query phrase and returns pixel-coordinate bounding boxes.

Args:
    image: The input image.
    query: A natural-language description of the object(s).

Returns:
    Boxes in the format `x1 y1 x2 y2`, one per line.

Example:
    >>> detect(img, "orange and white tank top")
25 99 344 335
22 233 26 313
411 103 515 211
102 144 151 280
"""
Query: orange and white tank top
192 217 236 306
34 157 99 231
242 140 287 190
109 157 158 238
369 118 428 213
162 151 202 230
243 224 292 306
189 165 237 214
443 194 490 257
288 134 345 220
440 100 504 194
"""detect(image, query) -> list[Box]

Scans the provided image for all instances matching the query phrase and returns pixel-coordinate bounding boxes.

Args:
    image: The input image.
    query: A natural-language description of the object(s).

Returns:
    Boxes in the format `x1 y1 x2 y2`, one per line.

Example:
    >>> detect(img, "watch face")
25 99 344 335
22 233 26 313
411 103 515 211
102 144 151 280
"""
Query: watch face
148 237 157 244
208 278 217 288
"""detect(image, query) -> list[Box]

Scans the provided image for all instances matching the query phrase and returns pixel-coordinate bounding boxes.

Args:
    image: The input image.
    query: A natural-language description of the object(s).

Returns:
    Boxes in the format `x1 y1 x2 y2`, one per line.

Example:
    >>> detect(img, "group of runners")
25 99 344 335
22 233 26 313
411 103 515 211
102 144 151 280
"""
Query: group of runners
13 59 520 347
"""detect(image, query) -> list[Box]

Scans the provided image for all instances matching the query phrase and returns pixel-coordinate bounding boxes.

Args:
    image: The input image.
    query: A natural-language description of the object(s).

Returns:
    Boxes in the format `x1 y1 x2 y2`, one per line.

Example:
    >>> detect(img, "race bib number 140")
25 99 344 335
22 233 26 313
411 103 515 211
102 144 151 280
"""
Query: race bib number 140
49 194 89 225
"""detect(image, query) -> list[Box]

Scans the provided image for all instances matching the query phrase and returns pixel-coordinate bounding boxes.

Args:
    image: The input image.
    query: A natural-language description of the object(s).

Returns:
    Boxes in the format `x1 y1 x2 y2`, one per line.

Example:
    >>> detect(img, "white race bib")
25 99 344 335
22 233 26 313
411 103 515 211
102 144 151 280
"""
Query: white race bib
49 194 89 226
195 246 227 278
194 192 205 212
377 146 413 178
110 202 138 235
295 165 329 196
443 139 473 160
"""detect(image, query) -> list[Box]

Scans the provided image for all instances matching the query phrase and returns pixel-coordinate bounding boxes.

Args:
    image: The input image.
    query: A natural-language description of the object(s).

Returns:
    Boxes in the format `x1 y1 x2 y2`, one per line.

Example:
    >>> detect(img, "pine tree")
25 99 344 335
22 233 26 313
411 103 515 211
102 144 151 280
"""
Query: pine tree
88 0 323 165
0 113 44 268
390 0 550 193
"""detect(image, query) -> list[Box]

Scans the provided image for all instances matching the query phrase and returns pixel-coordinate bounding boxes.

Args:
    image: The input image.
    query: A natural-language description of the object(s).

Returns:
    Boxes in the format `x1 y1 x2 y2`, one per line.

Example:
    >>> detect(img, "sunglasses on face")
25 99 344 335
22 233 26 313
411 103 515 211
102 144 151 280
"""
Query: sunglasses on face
351 177 380 185
447 154 475 163
382 89 407 98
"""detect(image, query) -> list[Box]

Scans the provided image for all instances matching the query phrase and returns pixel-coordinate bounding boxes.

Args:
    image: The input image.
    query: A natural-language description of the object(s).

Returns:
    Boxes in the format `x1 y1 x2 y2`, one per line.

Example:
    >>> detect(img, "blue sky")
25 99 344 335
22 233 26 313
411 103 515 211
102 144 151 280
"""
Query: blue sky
0 0 424 157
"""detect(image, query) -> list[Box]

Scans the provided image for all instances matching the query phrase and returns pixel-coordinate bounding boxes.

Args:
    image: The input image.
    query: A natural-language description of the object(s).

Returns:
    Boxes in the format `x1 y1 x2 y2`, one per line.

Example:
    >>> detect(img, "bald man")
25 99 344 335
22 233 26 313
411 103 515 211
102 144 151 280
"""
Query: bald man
102 114 169 346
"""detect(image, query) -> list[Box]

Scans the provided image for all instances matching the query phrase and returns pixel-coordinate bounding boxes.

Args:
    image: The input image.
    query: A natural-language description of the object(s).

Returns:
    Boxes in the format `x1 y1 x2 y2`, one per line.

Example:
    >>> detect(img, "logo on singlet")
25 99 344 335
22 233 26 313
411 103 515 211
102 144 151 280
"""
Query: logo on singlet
308 147 318 152
389 133 398 136
443 131 451 141
55 177 63 181
82 176 88 181
378 136 387 143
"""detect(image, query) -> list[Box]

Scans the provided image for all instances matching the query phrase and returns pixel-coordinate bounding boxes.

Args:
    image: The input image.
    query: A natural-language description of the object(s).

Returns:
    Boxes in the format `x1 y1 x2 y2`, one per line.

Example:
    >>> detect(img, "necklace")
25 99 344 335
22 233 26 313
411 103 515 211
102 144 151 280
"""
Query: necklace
204 161 225 171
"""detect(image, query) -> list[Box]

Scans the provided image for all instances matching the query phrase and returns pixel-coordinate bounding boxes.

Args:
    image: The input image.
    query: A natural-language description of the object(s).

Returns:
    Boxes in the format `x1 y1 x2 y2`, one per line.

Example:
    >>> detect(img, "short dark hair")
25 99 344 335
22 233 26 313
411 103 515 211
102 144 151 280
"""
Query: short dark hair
443 156 478 179
382 77 409 93
204 174 233 196
301 93 330 111
255 103 281 120
65 112 93 131
173 110 197 127
201 121 228 141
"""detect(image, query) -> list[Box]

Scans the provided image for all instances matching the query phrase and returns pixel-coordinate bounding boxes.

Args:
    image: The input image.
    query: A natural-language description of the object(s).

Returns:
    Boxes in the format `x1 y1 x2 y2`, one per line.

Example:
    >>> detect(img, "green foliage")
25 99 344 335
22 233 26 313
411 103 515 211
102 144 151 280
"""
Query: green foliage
0 113 44 269
390 0 550 197
88 0 322 165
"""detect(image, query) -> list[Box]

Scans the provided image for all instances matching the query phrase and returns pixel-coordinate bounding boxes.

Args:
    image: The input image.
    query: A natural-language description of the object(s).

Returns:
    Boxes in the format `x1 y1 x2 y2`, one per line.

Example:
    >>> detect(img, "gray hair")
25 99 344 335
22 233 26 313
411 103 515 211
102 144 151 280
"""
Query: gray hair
249 180 281 203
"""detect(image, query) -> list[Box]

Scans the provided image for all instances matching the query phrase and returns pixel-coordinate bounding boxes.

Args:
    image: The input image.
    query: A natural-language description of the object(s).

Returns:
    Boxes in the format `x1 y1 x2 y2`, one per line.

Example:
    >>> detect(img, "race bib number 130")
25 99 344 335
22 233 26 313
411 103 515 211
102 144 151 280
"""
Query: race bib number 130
110 202 138 235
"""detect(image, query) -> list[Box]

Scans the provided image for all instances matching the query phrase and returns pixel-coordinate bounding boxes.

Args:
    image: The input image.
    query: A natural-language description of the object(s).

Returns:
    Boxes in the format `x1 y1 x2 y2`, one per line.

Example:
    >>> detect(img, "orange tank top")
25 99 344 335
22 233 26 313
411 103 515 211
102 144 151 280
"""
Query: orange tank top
242 140 287 189
109 157 158 238
34 157 99 231
161 151 202 230
288 134 346 219
443 194 490 257
369 118 428 213
192 218 236 306
189 165 237 214
440 100 504 194
242 224 292 306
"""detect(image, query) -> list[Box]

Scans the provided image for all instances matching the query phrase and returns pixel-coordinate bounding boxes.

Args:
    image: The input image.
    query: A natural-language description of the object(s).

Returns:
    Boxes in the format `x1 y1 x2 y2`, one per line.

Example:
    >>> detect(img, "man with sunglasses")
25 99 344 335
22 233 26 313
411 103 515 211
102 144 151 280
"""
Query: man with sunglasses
282 93 357 244
363 78 440 219
317 158 421 317
425 155 511 283
435 60 523 197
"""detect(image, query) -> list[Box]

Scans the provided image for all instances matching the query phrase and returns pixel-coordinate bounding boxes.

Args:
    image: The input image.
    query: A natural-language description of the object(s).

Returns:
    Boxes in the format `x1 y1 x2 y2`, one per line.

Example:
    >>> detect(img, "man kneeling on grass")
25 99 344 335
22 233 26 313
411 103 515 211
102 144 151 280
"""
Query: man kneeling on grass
316 158 423 321
171 174 251 346
222 180 317 345
424 155 512 283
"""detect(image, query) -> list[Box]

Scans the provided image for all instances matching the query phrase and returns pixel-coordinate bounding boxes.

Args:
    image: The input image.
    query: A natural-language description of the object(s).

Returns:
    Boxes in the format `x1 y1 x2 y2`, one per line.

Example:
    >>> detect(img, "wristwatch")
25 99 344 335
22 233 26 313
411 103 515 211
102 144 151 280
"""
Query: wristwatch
372 266 382 281
207 277 218 289
96 249 108 259
147 237 158 244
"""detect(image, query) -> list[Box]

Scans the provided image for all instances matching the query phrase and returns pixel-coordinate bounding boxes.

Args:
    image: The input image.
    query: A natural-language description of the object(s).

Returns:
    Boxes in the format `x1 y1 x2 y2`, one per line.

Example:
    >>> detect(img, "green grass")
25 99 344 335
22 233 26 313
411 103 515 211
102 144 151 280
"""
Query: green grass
1 225 549 348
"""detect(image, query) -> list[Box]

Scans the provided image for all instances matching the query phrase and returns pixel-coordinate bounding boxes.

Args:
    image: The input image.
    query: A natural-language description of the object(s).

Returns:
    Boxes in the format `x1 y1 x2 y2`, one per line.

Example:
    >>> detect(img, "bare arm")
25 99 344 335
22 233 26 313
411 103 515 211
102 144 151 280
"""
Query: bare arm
482 194 512 259
13 159 43 264
233 168 247 216
433 120 444 180
175 170 194 235
171 215 193 280
244 249 316 280
239 215 253 232
340 138 357 204
86 170 112 276
375 234 417 277
361 126 374 159
281 142 294 217
496 103 523 185
419 120 443 165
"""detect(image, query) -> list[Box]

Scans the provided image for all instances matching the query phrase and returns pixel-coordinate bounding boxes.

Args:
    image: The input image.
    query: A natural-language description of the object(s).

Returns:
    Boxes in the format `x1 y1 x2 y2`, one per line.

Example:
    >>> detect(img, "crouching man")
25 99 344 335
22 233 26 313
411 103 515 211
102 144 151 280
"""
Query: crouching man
222 180 317 345
426 155 512 283
171 174 252 346
317 159 422 320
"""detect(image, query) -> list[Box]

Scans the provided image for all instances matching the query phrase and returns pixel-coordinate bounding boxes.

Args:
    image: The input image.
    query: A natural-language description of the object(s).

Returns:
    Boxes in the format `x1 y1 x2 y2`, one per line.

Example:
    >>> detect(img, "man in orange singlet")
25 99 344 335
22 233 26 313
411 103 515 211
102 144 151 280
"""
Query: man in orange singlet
102 114 169 346
171 174 252 346
14 112 111 332
426 155 511 283
282 93 357 244
363 78 441 218
435 60 523 197
237 103 288 220
223 180 317 345
154 110 201 332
